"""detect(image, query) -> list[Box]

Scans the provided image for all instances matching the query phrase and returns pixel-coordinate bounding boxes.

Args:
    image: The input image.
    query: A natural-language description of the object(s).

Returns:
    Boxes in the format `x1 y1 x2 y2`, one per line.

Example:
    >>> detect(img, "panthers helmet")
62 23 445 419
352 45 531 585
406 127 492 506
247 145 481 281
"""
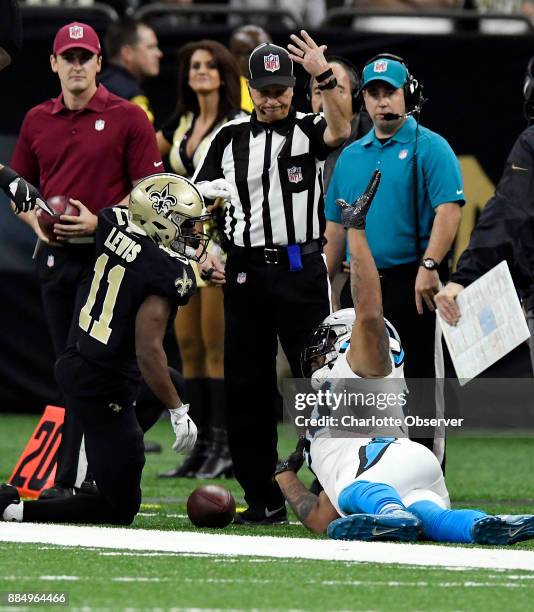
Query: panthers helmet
301 308 355 379
129 173 210 261
301 309 404 384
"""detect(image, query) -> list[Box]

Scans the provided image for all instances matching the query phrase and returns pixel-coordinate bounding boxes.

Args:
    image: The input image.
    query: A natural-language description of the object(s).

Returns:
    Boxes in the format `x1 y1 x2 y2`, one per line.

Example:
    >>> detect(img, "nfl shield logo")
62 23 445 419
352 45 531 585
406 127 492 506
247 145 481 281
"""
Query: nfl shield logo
264 54 280 73
398 149 408 160
237 272 247 284
47 255 55 268
95 119 105 132
287 166 302 184
69 25 84 40
374 60 388 73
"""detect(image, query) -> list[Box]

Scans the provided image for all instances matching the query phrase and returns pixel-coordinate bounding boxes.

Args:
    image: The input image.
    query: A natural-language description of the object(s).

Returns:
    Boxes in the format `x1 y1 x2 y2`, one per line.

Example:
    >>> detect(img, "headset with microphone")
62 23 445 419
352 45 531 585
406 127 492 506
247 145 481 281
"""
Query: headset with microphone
359 53 426 120
382 107 425 122
357 53 427 263
305 56 361 114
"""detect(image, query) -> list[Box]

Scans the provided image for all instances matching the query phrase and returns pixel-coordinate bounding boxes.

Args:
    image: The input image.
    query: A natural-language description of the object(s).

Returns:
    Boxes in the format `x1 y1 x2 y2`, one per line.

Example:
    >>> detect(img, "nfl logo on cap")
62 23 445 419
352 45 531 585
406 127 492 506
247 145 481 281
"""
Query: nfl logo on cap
374 60 388 73
53 21 101 56
69 25 84 40
264 53 280 73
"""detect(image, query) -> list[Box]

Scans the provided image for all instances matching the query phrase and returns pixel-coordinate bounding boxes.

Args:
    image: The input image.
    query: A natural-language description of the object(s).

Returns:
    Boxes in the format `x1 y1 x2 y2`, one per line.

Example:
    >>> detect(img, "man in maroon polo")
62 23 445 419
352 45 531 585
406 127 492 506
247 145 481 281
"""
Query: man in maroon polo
11 22 162 498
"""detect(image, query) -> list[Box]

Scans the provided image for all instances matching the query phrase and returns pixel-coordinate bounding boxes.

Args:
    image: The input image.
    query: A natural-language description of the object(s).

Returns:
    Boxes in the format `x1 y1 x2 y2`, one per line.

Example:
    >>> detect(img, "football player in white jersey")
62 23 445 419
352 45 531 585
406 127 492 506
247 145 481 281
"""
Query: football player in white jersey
275 170 534 545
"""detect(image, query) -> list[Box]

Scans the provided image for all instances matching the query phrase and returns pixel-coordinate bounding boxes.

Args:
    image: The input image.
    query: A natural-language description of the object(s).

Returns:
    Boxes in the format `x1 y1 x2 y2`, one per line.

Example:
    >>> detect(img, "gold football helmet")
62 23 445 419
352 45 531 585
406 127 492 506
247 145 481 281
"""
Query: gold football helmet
129 173 210 261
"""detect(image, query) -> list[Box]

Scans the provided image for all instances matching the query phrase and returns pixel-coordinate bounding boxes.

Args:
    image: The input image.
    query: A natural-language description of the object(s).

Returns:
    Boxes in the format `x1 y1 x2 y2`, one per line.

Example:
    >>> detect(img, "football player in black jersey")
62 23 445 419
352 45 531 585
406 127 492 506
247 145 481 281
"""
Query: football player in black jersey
0 174 210 525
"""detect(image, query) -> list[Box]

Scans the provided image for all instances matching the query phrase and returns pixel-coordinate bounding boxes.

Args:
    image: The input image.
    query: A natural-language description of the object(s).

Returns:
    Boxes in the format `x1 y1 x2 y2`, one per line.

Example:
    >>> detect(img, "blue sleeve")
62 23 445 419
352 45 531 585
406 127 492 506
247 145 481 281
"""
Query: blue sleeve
325 154 344 224
422 133 465 209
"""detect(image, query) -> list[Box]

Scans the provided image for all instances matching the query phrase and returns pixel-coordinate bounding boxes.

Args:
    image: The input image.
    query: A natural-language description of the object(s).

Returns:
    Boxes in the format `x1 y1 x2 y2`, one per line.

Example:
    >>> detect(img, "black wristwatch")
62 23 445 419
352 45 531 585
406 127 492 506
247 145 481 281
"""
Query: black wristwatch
420 257 439 271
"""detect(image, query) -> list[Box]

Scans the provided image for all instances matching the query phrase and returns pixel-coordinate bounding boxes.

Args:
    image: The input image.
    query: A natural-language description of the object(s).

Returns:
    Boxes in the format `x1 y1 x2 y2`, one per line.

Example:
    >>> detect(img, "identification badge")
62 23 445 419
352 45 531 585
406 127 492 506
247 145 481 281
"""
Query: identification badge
287 244 303 272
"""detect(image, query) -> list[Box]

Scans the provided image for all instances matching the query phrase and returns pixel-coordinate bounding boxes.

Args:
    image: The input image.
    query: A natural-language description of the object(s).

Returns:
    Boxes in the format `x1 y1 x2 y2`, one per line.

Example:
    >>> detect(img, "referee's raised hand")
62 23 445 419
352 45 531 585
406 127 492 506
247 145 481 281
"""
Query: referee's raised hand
288 31 350 148
287 30 329 78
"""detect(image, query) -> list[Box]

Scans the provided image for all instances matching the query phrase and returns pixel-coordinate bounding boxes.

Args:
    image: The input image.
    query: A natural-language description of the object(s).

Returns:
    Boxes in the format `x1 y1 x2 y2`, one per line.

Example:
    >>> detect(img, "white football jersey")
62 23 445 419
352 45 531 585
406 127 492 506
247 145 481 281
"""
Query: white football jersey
306 318 449 516
308 318 408 437
329 317 405 380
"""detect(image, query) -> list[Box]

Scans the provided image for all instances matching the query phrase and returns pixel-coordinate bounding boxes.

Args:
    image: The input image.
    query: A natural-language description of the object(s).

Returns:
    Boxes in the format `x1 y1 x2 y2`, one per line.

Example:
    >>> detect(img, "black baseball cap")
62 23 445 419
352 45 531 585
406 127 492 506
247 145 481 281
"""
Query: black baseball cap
248 43 296 89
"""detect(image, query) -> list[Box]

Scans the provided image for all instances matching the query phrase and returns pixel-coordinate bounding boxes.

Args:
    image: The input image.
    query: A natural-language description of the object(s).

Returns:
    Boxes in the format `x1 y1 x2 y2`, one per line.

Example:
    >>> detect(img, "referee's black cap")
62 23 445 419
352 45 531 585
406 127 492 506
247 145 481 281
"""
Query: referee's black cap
249 43 296 89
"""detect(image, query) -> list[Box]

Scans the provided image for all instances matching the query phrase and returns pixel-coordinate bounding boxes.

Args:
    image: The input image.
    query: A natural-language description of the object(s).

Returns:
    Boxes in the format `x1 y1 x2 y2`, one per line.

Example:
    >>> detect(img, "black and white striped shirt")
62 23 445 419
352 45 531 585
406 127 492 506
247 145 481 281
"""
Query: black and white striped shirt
194 109 335 248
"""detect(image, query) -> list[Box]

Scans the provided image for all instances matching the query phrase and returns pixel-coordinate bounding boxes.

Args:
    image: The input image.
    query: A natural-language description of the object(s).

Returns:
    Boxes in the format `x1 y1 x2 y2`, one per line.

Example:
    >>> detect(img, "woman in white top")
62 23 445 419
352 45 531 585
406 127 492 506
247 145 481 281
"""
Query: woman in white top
157 40 244 479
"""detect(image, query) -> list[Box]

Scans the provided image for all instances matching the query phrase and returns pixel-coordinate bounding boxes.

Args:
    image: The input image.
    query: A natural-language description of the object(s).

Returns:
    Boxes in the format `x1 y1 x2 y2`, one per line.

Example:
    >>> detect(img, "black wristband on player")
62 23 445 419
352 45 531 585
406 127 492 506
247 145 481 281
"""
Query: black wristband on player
318 77 338 91
0 165 19 189
315 68 333 83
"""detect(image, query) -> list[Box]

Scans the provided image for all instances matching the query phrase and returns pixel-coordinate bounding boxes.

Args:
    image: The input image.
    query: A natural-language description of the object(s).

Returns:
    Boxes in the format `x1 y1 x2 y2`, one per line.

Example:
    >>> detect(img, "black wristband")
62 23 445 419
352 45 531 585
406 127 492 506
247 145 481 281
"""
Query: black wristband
274 461 295 477
0 165 19 189
318 77 338 91
315 68 333 83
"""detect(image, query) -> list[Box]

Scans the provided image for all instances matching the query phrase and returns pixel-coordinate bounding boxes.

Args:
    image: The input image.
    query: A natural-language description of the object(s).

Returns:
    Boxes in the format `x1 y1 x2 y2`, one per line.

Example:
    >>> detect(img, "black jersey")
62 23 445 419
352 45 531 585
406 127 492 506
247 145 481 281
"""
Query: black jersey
76 207 196 377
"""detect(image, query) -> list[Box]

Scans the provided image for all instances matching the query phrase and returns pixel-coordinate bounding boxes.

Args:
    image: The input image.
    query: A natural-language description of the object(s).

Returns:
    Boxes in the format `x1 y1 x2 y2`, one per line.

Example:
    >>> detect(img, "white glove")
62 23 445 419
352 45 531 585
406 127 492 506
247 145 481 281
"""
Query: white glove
168 403 198 453
196 179 237 204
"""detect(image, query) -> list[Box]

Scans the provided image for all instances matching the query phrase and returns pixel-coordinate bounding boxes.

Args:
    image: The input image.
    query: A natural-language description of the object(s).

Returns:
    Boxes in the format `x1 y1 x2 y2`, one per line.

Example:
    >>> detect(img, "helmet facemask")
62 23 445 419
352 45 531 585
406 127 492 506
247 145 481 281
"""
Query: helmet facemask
300 322 352 379
167 212 211 262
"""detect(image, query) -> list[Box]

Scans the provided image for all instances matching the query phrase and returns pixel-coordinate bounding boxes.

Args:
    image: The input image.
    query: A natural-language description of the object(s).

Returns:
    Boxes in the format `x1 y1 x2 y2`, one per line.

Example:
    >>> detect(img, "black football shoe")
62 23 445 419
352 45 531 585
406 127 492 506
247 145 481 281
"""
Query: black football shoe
233 504 288 525
0 484 20 517
77 480 99 496
38 485 75 500
472 514 534 545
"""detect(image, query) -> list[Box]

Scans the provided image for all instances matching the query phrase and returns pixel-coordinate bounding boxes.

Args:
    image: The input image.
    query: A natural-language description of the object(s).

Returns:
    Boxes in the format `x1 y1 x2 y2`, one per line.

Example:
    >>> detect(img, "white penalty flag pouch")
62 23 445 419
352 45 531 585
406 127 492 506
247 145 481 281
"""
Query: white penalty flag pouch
438 260 530 385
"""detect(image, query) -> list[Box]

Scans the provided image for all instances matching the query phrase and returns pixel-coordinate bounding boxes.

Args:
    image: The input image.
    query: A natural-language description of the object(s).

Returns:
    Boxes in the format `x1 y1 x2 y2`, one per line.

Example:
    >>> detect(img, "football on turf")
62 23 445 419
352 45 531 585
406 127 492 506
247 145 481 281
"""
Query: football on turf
187 485 236 528
36 195 79 242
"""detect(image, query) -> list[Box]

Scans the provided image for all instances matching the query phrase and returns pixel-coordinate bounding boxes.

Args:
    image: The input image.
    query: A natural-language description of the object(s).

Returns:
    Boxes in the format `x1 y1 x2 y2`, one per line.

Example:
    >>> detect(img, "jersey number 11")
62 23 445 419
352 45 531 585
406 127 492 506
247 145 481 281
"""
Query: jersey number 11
79 253 126 344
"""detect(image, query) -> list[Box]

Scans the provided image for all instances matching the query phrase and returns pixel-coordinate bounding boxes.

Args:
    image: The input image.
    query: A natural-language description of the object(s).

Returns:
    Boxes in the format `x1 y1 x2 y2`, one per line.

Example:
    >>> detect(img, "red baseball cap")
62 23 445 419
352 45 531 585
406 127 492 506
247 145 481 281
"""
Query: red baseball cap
53 22 101 56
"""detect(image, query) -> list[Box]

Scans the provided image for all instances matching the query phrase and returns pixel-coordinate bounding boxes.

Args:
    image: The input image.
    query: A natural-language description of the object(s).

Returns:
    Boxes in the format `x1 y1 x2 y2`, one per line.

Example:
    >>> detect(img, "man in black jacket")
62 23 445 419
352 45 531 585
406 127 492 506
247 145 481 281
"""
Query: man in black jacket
436 69 534 333
99 18 162 124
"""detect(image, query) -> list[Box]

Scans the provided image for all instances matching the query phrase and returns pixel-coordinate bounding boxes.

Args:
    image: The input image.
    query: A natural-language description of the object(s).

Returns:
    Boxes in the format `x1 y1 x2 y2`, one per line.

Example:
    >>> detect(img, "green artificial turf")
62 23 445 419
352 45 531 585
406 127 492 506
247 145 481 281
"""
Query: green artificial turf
1 413 534 610
1 542 534 611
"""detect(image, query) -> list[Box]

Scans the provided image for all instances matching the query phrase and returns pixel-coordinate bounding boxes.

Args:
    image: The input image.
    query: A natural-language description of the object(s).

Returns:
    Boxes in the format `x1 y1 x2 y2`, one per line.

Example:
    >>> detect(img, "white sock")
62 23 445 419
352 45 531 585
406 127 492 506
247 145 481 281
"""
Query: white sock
380 503 405 515
2 502 23 522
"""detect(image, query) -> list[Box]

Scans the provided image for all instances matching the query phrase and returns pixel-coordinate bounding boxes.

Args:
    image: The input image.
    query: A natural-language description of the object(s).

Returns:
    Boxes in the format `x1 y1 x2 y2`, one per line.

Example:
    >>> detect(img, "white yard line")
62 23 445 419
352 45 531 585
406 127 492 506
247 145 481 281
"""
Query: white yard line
1 575 532 589
2 523 534 571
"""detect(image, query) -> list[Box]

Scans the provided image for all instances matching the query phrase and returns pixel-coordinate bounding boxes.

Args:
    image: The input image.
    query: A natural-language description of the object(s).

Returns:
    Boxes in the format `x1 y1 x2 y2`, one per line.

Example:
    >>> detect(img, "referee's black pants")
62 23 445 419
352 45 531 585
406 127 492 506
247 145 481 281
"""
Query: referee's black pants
35 242 95 488
224 250 330 509
340 261 449 466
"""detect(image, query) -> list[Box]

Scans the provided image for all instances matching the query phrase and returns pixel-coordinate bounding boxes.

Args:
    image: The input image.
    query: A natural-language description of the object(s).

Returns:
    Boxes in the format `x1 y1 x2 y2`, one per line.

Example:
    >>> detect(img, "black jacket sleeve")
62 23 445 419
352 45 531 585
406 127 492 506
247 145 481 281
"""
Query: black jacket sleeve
452 127 534 301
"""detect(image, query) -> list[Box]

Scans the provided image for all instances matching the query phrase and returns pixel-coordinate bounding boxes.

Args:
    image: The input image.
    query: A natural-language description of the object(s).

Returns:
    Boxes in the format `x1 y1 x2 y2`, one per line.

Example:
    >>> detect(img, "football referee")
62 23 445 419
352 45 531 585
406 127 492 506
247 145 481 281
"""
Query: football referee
194 31 350 525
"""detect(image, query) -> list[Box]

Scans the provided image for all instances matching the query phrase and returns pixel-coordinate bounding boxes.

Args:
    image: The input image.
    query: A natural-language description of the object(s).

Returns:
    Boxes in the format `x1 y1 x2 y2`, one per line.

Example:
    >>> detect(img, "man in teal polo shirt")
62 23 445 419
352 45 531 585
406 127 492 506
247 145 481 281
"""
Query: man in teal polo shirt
324 55 463 464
